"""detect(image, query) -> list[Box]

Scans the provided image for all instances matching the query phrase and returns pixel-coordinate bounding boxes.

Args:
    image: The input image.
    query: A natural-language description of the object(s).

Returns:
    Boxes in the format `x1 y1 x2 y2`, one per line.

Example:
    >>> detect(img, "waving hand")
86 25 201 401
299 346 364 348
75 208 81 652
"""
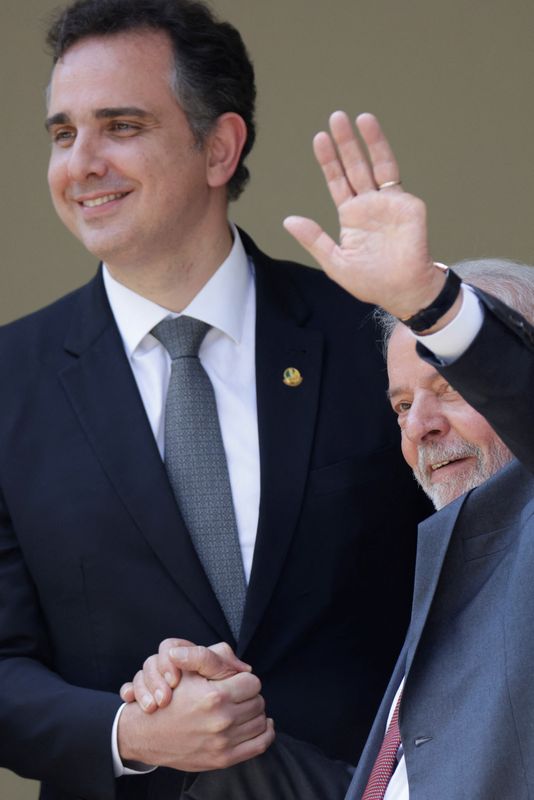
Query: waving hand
284 112 445 320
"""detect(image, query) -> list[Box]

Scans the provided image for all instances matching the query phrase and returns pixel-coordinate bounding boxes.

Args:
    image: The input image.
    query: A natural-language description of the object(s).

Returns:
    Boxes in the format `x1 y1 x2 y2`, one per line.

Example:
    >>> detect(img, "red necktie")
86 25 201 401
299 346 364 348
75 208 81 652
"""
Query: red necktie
361 689 403 800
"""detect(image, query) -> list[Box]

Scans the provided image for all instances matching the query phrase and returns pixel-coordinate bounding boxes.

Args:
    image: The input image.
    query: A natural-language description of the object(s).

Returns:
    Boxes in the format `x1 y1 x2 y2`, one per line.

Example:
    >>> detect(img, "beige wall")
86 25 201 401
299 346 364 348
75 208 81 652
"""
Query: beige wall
2 0 534 796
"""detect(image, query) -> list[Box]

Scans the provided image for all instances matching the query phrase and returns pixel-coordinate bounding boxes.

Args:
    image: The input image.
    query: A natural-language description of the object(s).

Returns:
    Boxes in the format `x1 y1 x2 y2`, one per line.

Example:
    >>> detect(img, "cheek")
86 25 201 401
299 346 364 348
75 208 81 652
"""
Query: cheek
400 435 418 470
47 158 66 202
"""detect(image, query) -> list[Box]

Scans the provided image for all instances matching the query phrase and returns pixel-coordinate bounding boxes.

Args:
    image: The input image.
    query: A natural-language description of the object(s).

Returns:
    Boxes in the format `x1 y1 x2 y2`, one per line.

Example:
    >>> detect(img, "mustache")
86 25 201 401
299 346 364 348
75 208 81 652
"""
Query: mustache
417 440 480 473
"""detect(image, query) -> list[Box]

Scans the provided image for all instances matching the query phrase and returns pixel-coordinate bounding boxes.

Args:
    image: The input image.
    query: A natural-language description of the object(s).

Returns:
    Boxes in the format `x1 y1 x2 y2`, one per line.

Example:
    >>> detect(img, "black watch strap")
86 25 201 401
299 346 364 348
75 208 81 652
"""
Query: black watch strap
400 269 462 333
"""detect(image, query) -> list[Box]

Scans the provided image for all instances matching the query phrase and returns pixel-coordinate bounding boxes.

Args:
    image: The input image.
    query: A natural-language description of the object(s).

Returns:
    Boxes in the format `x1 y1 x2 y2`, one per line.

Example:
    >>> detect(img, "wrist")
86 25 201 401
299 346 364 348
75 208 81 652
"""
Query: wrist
399 264 462 333
117 701 154 767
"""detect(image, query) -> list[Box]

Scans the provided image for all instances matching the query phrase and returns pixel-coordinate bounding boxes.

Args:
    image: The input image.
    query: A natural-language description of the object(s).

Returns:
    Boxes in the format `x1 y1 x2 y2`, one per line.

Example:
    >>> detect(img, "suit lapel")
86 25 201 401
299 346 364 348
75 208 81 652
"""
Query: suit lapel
59 273 233 642
405 494 467 674
238 242 323 651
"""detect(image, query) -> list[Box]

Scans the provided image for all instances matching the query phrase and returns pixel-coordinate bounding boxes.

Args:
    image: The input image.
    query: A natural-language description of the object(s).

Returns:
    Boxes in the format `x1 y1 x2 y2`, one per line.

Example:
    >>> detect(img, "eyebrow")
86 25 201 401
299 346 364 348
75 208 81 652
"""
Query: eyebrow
386 387 403 402
45 107 153 131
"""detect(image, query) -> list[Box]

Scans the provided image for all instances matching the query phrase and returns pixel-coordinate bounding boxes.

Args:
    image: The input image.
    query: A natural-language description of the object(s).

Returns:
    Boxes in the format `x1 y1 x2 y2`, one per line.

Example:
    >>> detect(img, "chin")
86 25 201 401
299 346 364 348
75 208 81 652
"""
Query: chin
418 467 480 510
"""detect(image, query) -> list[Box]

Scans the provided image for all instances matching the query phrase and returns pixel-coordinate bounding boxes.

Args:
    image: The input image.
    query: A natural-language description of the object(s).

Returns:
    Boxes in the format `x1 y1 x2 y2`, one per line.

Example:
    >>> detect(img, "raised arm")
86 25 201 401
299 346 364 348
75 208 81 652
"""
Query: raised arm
285 111 534 472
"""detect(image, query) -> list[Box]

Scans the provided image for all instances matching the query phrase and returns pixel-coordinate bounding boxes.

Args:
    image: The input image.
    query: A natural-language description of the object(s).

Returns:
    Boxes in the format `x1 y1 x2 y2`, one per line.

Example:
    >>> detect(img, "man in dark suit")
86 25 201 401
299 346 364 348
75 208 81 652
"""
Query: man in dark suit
286 109 534 799
0 4 428 799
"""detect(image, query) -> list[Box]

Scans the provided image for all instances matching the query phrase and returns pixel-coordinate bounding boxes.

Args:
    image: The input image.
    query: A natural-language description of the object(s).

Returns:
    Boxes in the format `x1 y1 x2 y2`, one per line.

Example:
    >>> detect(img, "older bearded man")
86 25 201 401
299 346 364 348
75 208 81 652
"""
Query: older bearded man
284 113 534 799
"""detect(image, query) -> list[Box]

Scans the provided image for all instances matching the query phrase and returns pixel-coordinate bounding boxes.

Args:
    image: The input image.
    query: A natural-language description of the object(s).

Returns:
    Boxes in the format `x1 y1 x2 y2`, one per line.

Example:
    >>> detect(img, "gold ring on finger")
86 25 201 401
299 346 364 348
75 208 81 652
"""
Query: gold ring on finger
378 180 402 190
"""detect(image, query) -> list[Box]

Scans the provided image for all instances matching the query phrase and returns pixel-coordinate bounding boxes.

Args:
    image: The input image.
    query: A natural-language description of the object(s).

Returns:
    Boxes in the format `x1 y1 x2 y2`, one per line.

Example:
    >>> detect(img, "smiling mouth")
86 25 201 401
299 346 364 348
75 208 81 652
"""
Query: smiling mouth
80 192 129 208
431 459 454 471
430 456 470 472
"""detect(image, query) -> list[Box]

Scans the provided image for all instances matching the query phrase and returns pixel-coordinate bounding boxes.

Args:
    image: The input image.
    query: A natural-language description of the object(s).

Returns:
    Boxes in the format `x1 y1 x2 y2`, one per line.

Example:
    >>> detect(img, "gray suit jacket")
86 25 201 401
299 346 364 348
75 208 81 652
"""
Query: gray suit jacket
347 289 534 800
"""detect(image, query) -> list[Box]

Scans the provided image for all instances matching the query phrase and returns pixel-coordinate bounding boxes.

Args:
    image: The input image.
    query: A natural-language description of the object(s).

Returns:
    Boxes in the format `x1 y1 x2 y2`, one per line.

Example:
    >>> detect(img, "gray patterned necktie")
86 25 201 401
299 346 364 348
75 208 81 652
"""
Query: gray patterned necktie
152 315 246 640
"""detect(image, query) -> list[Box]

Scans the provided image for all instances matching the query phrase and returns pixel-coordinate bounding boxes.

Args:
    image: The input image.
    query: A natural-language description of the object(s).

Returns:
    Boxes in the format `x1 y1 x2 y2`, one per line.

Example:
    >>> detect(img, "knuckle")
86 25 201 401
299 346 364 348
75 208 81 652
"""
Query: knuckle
143 655 155 670
245 674 261 693
212 727 231 746
160 638 179 654
208 712 231 735
216 642 233 658
204 688 225 711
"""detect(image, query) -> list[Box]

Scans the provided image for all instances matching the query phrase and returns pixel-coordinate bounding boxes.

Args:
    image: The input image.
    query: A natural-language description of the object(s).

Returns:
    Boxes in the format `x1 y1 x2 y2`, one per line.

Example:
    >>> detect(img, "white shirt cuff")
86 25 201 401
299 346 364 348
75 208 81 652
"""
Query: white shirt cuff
414 284 484 362
112 703 157 777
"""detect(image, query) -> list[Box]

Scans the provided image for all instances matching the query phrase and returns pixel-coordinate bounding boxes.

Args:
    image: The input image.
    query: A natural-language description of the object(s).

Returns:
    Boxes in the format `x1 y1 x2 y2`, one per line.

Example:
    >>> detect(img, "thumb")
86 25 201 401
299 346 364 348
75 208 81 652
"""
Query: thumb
283 216 338 275
169 644 244 680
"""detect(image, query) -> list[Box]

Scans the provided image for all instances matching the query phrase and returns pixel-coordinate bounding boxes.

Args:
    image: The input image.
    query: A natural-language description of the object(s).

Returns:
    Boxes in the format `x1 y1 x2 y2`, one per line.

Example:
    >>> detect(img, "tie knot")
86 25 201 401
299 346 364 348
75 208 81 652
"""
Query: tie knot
152 316 211 359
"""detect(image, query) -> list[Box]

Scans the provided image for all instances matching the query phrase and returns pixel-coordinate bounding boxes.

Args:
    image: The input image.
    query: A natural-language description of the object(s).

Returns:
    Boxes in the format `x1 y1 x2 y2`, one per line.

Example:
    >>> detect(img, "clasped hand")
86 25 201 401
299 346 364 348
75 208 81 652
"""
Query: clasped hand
117 639 274 771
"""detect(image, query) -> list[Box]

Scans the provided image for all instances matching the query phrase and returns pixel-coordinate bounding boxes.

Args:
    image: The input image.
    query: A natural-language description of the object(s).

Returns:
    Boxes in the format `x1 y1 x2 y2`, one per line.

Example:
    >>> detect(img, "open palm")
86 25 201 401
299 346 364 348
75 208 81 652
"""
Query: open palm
284 112 440 320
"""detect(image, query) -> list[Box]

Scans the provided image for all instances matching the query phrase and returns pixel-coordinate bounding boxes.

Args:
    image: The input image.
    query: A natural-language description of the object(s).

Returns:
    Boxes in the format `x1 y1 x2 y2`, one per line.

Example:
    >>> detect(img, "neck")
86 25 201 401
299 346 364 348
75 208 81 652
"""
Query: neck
104 222 234 312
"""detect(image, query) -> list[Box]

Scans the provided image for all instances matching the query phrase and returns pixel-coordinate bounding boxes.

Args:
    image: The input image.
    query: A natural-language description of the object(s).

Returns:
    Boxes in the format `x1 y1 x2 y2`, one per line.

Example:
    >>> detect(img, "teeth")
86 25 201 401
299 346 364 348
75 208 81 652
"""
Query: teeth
431 460 451 471
82 193 126 208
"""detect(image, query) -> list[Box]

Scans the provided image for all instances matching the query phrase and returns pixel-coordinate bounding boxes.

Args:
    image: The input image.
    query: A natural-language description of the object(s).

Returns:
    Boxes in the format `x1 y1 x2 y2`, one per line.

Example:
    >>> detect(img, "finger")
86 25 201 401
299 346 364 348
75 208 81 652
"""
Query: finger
132 669 157 713
313 131 355 208
329 110 376 194
223 718 276 767
208 642 252 674
283 216 340 276
355 113 401 190
170 644 240 680
119 682 135 703
142 655 173 708
217 671 262 704
226 709 270 747
157 638 194 688
231 693 266 726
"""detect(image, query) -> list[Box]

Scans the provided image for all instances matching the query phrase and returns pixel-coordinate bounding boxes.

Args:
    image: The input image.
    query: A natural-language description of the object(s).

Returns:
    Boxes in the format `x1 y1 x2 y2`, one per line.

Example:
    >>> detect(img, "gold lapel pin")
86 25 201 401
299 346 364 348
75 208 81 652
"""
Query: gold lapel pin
283 367 303 387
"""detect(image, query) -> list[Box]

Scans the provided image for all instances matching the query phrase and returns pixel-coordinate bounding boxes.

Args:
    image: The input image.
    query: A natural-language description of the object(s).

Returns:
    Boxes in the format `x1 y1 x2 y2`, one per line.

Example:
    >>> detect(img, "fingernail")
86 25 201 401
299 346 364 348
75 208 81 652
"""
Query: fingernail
155 689 164 706
170 647 189 661
164 671 175 687
141 693 153 710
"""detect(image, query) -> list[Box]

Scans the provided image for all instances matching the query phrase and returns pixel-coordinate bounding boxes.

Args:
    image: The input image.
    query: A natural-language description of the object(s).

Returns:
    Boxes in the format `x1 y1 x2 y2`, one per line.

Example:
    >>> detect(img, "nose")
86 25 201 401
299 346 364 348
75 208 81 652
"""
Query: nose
402 393 450 446
66 132 108 183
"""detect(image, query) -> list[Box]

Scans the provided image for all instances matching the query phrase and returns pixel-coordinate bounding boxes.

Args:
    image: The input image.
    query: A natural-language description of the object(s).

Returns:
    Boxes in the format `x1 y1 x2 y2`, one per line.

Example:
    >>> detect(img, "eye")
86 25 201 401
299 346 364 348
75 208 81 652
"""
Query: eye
109 121 141 135
51 128 76 146
440 382 458 399
391 399 412 416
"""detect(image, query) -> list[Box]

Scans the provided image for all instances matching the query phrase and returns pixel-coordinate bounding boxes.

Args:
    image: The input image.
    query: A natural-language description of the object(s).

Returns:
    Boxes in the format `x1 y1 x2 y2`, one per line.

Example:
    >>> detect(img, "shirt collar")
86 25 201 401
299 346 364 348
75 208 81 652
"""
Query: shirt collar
103 225 251 358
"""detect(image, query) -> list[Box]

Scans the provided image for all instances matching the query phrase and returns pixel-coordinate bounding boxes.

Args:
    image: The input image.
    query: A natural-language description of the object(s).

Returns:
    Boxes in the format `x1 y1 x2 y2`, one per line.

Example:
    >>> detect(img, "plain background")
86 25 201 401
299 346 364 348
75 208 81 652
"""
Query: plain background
2 0 534 796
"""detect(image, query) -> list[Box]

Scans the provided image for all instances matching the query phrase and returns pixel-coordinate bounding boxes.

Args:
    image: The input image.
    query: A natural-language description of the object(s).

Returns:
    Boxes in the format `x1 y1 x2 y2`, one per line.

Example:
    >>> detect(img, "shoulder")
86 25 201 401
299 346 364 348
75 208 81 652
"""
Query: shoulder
0 272 103 362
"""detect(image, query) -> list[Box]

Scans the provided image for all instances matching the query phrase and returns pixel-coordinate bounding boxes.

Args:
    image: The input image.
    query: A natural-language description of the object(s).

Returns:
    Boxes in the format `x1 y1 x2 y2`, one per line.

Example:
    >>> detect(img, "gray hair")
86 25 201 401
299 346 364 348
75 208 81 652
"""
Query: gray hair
375 258 534 357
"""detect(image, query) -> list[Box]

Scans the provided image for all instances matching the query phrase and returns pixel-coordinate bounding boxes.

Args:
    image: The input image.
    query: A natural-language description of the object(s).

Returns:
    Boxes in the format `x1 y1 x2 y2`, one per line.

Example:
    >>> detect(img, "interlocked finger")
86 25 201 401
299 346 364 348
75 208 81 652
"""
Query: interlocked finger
227 708 270 747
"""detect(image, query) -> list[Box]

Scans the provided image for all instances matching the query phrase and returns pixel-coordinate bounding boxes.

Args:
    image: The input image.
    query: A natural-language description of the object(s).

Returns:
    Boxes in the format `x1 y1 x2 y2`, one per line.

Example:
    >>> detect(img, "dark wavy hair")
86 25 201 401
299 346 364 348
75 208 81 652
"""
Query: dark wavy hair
46 0 256 200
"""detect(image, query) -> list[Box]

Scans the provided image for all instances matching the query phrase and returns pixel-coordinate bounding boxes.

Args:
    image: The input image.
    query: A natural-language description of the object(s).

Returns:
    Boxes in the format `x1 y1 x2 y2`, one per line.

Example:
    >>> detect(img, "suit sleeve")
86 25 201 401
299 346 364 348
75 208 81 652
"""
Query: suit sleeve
418 288 534 473
0 485 121 800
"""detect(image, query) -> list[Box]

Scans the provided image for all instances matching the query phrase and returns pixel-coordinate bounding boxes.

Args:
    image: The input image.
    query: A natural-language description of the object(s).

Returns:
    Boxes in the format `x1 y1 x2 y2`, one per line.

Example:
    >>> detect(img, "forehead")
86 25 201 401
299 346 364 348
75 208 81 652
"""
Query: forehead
386 324 438 392
48 30 175 111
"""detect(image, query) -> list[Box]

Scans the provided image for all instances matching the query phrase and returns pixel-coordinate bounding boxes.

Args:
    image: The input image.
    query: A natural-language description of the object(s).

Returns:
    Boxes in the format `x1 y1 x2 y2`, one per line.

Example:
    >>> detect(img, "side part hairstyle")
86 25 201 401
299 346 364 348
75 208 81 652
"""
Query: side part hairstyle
46 0 257 200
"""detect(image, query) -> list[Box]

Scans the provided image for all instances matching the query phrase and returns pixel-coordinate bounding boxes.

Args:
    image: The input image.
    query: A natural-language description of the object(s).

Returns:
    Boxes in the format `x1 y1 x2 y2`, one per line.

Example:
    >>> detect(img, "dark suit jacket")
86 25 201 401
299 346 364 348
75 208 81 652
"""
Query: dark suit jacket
0 232 428 800
346 290 534 799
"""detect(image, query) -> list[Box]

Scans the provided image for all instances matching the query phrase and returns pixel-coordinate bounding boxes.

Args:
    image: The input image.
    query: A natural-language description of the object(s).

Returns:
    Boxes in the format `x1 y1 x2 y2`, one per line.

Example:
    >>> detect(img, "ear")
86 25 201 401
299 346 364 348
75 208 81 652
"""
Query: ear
206 113 248 189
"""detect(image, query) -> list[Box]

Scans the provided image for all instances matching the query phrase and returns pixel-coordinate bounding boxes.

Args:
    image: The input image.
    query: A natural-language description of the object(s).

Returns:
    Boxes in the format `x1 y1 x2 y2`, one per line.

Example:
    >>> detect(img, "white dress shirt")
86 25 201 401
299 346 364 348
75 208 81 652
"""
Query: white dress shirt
384 284 484 800
104 227 260 775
